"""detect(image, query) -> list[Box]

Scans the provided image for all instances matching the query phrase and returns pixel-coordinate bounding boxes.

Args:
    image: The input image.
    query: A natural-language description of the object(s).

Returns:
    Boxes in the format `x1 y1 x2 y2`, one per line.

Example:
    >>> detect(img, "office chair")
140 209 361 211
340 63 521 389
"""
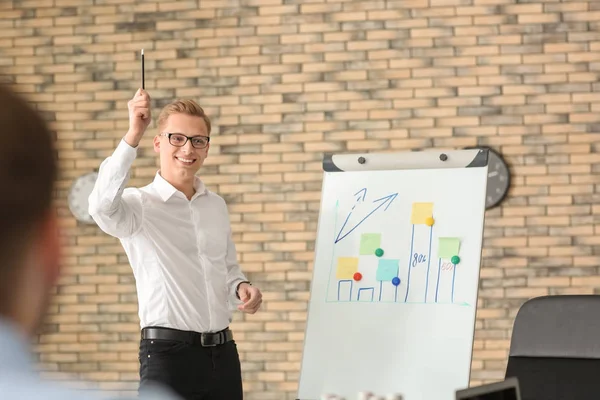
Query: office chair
505 295 600 400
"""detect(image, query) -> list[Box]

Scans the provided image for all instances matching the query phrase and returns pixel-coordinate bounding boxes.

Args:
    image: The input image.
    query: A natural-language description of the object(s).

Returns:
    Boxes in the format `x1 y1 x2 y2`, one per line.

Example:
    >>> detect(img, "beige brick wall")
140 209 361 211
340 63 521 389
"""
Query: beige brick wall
2 0 600 398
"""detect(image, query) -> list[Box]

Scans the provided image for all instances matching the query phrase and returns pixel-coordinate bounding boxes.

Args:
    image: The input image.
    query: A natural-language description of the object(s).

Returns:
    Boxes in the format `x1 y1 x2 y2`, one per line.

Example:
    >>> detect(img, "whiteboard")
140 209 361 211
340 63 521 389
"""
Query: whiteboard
297 149 489 400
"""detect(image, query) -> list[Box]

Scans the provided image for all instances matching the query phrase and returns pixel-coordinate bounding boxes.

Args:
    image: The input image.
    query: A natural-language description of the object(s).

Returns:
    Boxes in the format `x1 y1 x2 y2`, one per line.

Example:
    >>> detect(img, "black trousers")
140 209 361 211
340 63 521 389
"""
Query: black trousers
138 336 243 400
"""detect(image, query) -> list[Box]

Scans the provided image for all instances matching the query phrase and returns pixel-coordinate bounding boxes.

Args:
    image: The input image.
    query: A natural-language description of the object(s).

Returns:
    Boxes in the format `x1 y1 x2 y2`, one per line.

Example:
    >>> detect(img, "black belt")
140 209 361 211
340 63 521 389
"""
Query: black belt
141 326 233 347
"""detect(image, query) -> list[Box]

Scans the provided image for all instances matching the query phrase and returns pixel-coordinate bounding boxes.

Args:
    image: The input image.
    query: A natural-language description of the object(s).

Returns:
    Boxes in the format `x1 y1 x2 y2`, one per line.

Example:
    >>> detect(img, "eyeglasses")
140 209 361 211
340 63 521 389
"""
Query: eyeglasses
161 133 210 149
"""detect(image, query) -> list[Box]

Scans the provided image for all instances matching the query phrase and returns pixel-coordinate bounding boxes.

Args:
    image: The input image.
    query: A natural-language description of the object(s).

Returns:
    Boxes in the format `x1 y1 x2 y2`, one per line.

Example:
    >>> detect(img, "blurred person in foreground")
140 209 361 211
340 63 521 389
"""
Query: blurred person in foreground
88 88 262 400
0 84 178 400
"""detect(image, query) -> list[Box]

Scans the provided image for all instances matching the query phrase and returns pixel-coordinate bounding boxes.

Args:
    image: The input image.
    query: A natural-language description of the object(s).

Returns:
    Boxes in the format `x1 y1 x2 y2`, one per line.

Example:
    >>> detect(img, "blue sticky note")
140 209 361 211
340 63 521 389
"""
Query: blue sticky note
376 259 399 281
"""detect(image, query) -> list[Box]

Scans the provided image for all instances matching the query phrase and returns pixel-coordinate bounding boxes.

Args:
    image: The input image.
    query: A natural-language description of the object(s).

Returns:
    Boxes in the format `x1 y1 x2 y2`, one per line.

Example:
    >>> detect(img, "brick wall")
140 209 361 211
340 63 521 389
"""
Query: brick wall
2 0 600 398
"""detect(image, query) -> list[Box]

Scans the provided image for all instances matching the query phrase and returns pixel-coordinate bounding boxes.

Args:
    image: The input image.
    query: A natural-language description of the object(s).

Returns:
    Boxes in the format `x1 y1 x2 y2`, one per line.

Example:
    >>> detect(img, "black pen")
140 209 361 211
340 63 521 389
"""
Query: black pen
141 48 145 90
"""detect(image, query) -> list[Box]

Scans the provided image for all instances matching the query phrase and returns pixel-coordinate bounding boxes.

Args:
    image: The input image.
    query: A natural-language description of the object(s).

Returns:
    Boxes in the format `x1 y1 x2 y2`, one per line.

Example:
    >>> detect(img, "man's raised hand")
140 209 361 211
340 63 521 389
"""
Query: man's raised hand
124 88 151 148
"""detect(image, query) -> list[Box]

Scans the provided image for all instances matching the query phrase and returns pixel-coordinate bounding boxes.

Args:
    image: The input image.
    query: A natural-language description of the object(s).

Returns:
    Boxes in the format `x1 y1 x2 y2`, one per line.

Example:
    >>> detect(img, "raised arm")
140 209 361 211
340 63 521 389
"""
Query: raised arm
88 89 152 239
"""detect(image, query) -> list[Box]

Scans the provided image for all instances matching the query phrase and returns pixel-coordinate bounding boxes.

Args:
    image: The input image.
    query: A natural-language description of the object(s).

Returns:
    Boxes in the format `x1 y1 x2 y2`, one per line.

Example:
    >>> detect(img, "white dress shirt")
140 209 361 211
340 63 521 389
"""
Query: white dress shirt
88 139 248 333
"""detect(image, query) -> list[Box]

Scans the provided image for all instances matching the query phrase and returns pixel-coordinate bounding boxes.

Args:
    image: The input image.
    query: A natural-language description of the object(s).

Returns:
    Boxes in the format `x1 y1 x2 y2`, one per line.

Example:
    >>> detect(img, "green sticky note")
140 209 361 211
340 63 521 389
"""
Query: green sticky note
438 237 460 260
360 233 381 255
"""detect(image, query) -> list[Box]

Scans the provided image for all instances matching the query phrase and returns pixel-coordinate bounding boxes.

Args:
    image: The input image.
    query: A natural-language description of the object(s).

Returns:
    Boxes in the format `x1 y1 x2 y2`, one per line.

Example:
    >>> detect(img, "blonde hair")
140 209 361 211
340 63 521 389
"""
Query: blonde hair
157 99 211 134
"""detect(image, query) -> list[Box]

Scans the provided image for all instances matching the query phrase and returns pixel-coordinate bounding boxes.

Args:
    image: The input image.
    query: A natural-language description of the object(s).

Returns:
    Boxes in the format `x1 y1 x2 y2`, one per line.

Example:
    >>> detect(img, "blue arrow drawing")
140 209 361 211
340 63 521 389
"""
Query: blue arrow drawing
335 188 367 242
334 190 398 244
353 188 367 205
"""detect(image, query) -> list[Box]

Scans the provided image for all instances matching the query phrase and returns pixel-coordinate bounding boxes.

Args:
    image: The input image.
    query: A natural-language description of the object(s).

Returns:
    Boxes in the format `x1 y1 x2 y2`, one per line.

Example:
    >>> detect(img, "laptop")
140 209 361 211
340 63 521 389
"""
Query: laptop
455 377 521 400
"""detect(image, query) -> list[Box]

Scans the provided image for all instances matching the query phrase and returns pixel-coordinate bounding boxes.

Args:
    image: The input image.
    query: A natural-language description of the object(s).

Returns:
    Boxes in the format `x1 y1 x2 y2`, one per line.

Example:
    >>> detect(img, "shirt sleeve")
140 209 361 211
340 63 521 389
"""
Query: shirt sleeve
88 139 143 239
224 220 249 303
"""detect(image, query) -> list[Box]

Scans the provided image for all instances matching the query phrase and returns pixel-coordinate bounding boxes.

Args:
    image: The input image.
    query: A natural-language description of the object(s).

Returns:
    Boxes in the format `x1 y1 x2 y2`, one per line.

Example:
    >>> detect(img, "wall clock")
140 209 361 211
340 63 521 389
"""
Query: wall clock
68 171 98 224
474 146 511 210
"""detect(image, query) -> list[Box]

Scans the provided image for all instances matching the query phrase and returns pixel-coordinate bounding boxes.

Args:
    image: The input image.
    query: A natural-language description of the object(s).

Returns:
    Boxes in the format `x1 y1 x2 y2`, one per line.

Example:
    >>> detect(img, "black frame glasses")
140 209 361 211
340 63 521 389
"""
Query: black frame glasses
161 133 210 149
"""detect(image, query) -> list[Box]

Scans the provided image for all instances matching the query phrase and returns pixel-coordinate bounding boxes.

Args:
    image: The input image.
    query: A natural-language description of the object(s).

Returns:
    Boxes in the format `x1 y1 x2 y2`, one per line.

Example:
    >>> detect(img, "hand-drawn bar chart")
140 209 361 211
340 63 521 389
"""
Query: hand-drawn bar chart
327 189 464 305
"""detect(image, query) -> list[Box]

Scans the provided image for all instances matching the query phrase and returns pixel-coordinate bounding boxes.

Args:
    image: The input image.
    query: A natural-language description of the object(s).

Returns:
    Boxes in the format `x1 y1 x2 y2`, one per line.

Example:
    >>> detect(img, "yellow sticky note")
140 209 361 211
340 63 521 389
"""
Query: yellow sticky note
336 257 359 280
411 202 434 225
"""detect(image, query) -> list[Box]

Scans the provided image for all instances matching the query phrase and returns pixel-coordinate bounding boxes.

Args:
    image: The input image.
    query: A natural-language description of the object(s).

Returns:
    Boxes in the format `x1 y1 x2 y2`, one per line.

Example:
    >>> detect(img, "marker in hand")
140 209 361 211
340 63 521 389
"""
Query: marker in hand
141 49 145 90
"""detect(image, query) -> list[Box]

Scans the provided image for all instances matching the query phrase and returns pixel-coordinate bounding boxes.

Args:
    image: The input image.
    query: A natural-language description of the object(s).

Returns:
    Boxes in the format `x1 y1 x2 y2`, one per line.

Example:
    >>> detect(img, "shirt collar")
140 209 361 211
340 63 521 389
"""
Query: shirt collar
153 171 207 202
0 317 34 375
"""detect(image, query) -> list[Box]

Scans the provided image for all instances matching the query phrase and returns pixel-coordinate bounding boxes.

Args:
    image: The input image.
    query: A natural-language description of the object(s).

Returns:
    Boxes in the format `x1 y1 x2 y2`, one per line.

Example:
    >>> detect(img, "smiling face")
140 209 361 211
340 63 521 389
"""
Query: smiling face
153 113 210 182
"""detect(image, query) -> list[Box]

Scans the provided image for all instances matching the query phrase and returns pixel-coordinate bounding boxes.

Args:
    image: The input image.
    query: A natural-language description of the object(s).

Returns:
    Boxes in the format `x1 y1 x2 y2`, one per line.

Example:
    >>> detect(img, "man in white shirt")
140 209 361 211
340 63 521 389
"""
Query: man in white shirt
88 88 262 400
0 84 179 400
